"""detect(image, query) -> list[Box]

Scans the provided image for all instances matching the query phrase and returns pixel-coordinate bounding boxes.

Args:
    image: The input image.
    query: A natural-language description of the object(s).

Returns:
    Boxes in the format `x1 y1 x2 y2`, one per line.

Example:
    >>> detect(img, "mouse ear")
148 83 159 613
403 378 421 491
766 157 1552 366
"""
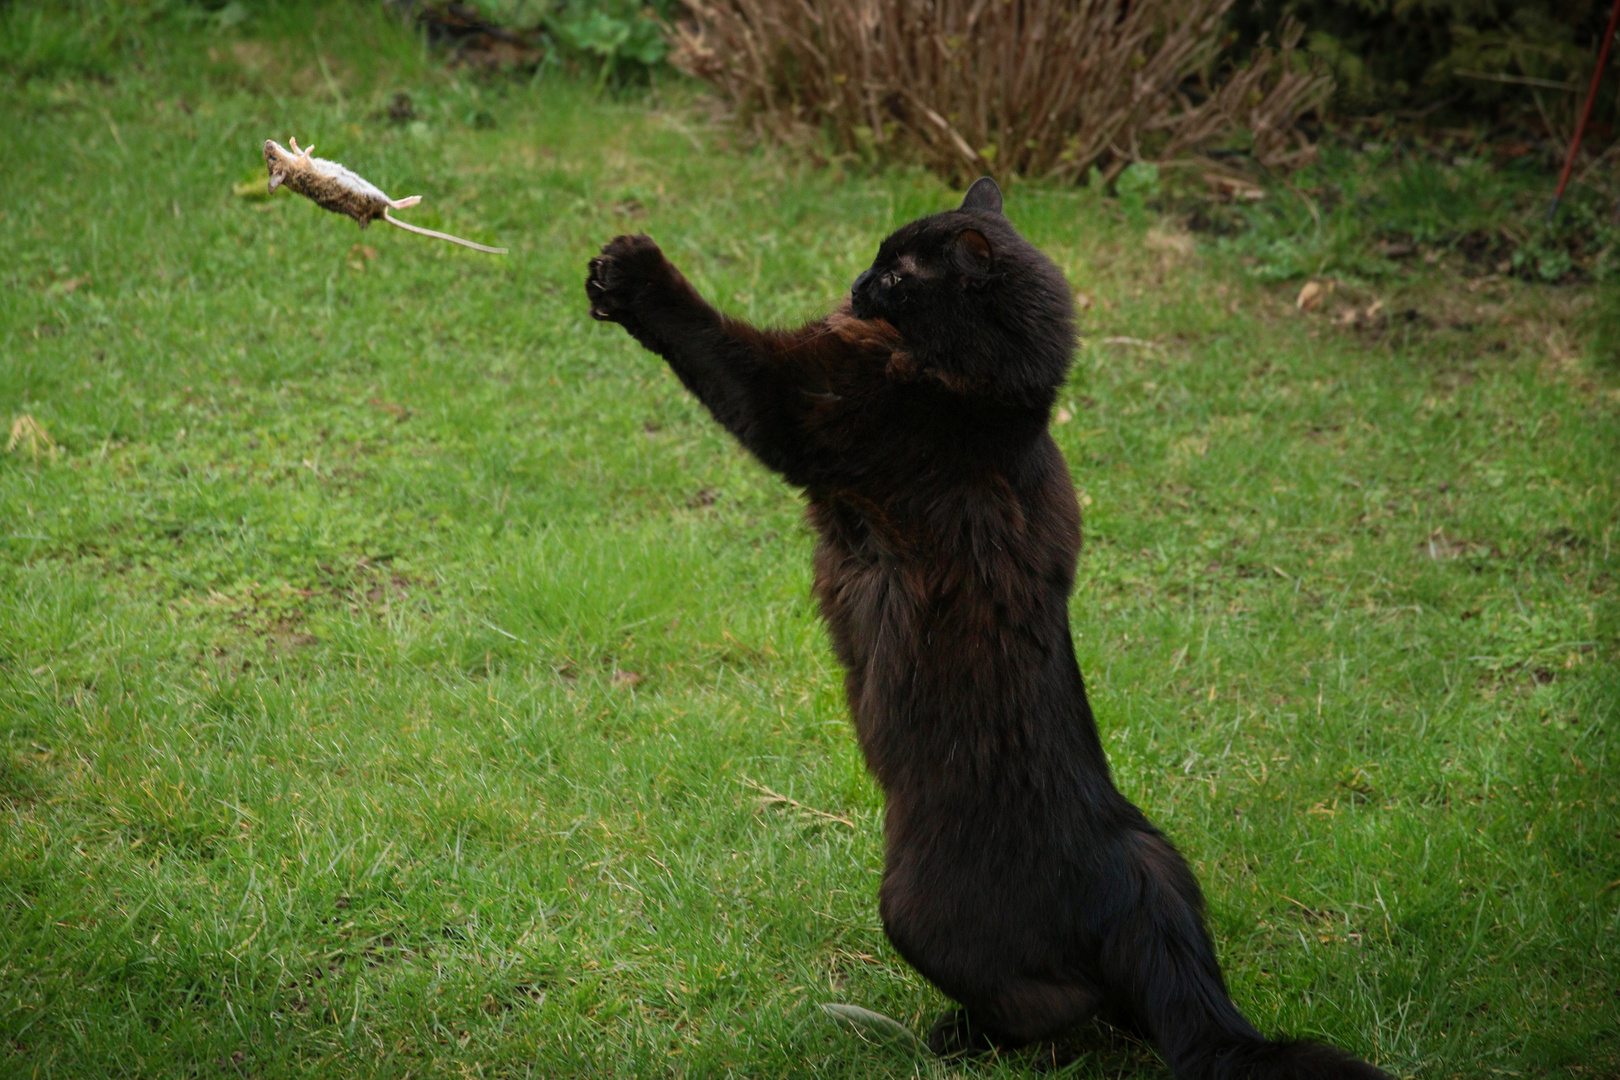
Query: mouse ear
959 176 1003 216
955 228 992 271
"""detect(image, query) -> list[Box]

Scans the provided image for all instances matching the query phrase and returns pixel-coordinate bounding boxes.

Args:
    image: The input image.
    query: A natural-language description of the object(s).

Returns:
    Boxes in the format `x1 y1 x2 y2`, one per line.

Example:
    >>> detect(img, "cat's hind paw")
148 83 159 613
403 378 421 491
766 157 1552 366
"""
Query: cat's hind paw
926 1009 998 1059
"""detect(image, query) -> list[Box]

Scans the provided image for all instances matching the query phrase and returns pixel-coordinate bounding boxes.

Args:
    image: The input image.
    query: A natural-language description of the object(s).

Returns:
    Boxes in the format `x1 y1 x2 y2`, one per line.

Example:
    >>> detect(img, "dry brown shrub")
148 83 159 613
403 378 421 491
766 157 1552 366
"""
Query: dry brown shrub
671 0 1333 183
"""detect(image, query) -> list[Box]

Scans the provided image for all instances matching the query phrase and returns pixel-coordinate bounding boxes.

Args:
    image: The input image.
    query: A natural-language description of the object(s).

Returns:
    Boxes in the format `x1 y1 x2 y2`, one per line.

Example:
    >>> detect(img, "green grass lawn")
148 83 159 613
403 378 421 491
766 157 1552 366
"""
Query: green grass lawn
2 5 1618 1077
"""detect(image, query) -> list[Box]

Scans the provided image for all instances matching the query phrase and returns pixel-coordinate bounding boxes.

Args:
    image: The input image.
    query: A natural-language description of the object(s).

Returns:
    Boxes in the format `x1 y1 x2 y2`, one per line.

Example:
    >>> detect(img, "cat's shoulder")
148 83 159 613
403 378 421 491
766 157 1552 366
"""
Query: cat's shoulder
824 300 904 353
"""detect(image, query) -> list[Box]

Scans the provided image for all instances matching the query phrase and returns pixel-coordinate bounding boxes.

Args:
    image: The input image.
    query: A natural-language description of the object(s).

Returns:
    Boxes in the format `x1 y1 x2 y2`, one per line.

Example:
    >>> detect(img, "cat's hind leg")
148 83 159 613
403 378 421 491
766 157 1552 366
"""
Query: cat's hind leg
926 1008 994 1058
927 977 1102 1057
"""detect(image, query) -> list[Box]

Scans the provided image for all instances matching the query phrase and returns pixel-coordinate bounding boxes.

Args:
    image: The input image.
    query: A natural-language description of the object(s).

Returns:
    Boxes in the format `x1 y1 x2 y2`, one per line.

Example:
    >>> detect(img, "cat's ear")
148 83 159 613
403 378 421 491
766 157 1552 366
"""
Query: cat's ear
959 177 1003 216
955 228 992 271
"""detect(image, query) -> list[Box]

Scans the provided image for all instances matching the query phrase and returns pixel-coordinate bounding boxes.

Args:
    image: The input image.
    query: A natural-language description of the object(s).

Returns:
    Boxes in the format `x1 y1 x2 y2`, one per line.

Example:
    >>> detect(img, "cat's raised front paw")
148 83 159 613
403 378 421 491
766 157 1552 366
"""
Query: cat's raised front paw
585 233 666 323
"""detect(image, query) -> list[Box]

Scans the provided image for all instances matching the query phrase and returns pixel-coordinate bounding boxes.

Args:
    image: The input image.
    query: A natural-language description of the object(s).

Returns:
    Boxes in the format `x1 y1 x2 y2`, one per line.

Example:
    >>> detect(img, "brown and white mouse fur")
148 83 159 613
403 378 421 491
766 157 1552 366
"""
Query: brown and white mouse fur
263 137 506 254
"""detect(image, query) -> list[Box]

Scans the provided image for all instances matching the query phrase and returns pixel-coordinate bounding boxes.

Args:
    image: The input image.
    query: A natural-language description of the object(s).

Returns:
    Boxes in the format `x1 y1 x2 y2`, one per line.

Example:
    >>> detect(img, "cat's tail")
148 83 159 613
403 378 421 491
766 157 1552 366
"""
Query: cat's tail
1105 832 1393 1080
1159 1025 1395 1080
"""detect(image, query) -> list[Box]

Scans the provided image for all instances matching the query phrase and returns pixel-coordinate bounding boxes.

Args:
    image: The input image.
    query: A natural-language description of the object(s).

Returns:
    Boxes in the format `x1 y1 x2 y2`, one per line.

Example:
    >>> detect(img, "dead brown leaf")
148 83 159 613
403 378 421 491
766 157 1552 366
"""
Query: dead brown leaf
1421 529 1491 561
1203 173 1266 201
6 415 58 461
367 399 411 422
1145 228 1196 260
1295 279 1333 312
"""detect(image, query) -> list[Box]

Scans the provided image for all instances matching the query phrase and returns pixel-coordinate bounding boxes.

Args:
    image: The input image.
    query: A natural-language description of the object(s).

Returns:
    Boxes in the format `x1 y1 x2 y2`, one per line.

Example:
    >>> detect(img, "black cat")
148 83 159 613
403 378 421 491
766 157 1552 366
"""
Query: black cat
585 178 1392 1080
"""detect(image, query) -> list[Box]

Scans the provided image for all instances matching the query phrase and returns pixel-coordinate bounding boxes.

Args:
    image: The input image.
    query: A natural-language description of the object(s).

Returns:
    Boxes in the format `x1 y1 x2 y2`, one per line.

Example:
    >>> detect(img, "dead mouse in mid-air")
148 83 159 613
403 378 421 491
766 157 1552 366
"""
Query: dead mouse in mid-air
264 137 507 254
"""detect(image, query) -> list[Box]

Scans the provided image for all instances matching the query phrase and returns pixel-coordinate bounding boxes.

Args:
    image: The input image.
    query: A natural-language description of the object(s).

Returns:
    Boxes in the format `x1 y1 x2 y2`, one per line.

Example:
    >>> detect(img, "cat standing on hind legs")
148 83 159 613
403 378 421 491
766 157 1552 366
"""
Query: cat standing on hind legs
585 178 1393 1080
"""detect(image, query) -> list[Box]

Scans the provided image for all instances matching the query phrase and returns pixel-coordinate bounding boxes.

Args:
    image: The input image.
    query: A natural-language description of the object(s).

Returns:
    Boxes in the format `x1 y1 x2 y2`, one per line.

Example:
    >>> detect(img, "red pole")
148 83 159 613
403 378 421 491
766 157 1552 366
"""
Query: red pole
1549 0 1620 222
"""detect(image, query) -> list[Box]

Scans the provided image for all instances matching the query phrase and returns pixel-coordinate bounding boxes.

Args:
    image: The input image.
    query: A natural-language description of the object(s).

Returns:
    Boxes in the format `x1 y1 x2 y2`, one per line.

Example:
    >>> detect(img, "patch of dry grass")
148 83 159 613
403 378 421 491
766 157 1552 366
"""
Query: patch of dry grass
671 0 1332 182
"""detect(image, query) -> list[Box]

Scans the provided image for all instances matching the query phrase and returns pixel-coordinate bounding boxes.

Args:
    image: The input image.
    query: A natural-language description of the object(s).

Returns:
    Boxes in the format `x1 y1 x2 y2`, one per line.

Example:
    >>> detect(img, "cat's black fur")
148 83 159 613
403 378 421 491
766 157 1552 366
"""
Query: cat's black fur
584 178 1392 1080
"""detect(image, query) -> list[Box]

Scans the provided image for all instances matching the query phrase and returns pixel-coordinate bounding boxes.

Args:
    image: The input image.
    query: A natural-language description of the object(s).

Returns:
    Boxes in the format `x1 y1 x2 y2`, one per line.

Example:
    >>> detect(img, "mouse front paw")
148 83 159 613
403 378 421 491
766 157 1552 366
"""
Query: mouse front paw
585 233 668 324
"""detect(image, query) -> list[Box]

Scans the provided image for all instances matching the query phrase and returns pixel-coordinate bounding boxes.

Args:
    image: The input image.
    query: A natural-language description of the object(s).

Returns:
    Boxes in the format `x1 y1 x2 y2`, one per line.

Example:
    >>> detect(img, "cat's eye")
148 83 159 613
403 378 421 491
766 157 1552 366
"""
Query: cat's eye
881 271 901 288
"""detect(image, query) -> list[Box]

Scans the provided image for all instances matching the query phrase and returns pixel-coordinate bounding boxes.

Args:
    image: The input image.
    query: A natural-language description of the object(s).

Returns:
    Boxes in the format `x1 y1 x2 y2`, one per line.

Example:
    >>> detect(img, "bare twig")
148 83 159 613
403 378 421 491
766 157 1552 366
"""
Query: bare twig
1455 69 1579 92
742 777 856 828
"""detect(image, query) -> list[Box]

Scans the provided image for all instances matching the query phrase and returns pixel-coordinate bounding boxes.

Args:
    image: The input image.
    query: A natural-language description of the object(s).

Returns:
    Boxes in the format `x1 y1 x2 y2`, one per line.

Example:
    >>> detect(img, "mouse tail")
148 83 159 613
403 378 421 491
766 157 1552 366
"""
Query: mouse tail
382 207 507 254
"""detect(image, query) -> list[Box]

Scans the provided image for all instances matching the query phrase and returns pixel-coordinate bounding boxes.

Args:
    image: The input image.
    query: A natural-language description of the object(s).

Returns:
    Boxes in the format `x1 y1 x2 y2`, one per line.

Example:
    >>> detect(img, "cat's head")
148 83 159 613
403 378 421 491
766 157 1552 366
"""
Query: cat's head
849 177 1074 410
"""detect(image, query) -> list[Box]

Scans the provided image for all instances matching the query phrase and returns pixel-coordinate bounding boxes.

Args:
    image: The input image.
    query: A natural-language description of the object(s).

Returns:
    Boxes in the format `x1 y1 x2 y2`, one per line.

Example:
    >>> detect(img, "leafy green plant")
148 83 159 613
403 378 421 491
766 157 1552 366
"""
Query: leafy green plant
1116 162 1163 229
457 0 673 85
547 0 667 87
1227 0 1620 123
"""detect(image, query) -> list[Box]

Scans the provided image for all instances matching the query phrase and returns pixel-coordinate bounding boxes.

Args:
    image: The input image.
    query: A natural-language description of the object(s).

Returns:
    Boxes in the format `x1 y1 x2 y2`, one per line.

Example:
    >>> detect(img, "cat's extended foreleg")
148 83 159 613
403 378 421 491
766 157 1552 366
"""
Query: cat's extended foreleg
587 234 720 359
586 233 822 478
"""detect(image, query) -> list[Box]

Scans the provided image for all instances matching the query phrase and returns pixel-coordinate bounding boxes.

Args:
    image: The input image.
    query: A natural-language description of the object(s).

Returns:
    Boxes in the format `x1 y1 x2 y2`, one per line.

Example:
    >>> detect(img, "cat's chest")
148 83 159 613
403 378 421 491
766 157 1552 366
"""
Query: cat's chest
803 470 1073 665
803 487 1004 658
805 493 924 641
